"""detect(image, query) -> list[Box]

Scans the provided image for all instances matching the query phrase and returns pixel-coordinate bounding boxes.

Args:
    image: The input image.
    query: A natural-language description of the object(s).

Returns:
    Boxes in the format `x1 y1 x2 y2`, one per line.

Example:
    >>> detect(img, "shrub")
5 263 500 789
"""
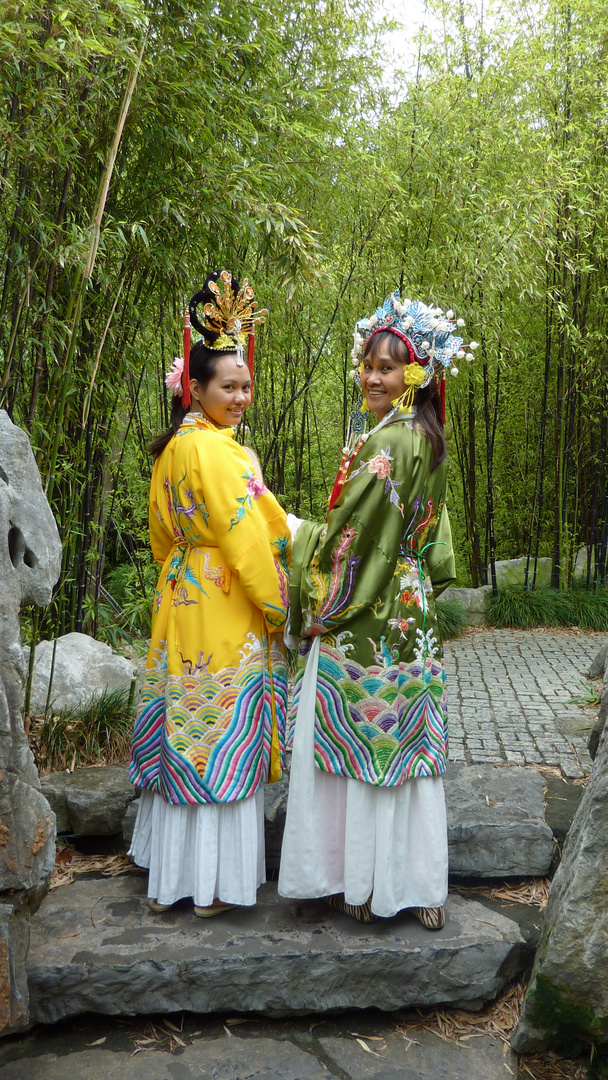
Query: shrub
437 597 468 640
29 686 135 774
488 585 608 631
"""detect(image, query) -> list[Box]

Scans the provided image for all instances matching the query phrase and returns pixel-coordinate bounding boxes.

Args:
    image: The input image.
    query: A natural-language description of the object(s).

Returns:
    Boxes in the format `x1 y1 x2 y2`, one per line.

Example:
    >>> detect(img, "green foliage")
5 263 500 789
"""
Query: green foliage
29 686 135 773
488 586 608 631
94 559 158 643
2 0 608 638
528 974 607 1056
437 597 468 640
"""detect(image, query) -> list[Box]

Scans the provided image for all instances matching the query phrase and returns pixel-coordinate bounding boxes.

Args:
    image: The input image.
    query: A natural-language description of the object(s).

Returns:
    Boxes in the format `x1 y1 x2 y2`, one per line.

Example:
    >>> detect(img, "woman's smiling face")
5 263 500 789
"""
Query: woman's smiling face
360 339 406 420
192 353 252 427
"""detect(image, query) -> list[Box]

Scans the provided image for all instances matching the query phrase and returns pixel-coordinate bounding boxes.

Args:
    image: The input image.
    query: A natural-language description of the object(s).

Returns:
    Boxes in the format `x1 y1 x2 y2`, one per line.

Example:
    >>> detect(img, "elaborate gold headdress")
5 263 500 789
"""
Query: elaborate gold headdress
174 270 267 407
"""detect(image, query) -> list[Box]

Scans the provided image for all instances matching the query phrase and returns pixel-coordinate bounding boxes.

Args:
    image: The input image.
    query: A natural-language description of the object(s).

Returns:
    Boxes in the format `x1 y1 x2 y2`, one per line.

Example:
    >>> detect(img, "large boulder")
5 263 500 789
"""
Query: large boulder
489 556 552 590
24 633 135 715
588 640 608 761
264 762 553 879
41 766 139 836
512 702 608 1052
0 410 61 1034
439 585 491 625
573 546 597 583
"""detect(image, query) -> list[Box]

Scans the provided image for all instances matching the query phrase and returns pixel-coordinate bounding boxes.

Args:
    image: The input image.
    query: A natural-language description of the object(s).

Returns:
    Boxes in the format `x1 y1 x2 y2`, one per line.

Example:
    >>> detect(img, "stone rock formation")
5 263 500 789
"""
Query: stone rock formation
0 410 61 1034
588 642 608 761
23 632 135 715
512 643 608 1053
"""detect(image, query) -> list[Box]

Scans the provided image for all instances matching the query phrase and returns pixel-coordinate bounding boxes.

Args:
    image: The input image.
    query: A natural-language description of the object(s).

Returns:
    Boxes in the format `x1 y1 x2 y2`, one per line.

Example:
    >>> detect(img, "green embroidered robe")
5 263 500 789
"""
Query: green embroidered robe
289 412 455 786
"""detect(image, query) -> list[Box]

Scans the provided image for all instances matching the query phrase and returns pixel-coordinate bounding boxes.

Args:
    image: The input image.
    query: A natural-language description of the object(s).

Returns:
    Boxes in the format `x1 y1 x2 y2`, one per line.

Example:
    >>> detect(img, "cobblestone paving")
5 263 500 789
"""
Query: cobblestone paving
444 629 604 778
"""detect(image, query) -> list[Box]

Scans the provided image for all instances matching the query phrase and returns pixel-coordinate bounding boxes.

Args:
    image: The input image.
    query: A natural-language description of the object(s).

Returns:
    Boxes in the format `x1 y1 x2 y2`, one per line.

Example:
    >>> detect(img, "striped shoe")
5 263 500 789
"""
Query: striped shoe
325 893 378 923
409 906 445 930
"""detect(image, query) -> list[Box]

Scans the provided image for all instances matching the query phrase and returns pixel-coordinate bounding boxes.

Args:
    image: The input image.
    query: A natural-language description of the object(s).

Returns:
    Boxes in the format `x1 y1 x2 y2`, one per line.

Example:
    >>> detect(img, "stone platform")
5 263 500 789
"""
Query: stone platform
266 762 554 879
27 878 526 1026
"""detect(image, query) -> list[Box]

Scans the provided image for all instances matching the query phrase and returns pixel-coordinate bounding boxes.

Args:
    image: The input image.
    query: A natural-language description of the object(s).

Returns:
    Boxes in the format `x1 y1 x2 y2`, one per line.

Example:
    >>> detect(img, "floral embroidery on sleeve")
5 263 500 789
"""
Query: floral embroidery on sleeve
349 446 403 515
229 471 269 530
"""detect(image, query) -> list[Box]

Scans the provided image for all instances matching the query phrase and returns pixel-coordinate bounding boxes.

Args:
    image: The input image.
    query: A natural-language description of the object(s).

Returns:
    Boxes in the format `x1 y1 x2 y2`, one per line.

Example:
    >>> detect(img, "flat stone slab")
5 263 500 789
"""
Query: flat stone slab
45 761 554 879
445 763 554 878
267 763 554 879
27 878 526 1025
41 765 138 836
319 1030 519 1079
0 1030 519 1080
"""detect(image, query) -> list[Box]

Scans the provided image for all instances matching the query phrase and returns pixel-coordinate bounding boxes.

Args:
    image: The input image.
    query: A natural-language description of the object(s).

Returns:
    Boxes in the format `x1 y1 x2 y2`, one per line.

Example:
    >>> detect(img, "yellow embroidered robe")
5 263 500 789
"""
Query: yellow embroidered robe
129 415 290 804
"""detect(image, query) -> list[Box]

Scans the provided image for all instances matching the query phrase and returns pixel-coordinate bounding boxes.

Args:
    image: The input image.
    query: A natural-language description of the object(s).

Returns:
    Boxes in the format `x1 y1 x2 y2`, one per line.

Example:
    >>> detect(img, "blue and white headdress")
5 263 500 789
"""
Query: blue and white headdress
350 292 474 396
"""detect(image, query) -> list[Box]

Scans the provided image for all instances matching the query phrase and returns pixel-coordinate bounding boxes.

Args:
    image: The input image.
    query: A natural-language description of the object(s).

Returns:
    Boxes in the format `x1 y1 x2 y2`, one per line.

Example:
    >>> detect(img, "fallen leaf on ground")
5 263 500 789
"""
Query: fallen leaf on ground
451 878 550 910
354 1037 383 1057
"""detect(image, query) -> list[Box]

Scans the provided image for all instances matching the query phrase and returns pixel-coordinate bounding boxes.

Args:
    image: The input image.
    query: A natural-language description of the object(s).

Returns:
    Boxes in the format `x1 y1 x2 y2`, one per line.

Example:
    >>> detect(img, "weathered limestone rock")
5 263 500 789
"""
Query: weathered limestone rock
24 632 135 716
264 762 554 879
588 641 608 761
120 799 140 847
573 545 597 583
445 763 554 878
40 766 139 836
0 410 61 1034
27 878 526 1023
489 556 552 590
512 713 608 1052
439 585 491 625
588 641 608 681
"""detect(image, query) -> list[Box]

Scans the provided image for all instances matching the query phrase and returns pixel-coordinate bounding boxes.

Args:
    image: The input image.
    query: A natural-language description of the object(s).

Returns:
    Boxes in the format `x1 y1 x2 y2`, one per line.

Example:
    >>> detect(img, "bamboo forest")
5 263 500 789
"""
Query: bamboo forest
1 0 607 643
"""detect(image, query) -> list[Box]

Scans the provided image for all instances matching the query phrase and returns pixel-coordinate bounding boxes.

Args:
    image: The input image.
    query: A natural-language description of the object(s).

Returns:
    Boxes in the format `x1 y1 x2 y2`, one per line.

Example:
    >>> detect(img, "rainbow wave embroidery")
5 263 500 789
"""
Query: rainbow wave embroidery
291 643 447 785
130 642 287 804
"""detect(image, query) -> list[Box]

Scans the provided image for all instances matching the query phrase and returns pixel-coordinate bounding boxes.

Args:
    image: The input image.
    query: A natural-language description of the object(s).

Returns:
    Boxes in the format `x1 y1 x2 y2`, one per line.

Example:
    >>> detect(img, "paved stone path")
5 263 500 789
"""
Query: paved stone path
445 629 603 778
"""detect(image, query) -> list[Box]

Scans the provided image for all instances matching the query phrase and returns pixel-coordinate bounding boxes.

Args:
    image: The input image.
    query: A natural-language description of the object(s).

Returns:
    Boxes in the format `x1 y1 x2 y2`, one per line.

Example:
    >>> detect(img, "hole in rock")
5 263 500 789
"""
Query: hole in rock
0 464 8 484
8 525 25 569
24 547 37 569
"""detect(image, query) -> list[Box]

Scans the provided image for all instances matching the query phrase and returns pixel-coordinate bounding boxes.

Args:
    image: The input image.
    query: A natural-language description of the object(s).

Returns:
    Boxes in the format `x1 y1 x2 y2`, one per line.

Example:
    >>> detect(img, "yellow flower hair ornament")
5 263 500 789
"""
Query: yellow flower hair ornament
392 363 427 413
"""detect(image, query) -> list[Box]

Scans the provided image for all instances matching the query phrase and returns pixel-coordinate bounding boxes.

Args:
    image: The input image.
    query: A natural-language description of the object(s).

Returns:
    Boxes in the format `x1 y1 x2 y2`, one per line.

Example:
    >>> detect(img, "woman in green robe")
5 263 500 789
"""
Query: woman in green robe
279 292 469 927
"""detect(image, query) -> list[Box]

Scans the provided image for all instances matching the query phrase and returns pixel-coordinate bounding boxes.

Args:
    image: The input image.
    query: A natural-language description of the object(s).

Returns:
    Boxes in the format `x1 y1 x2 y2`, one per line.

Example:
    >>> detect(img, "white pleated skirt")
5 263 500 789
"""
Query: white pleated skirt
129 787 265 908
278 637 449 918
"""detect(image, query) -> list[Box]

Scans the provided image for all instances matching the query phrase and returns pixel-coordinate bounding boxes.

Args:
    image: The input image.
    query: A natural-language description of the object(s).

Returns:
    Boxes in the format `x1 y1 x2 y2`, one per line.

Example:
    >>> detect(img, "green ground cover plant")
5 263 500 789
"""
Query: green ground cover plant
488 586 608 631
29 686 135 773
437 598 468 640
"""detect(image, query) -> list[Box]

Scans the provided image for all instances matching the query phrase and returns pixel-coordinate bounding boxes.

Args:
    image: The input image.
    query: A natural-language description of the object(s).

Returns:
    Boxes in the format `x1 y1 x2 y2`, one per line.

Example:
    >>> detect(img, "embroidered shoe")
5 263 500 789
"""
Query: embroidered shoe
325 893 378 923
409 906 445 930
193 901 236 918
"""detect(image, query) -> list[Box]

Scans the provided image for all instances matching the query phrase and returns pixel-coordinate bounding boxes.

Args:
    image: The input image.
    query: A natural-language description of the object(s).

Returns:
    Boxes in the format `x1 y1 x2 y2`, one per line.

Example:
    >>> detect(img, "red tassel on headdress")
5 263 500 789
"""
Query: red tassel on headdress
182 311 191 408
440 372 446 425
247 332 255 403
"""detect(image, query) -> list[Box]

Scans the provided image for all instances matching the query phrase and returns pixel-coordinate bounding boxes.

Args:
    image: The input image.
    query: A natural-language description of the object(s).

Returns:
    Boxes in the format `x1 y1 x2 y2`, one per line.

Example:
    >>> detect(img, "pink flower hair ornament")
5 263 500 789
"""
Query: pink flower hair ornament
165 356 185 397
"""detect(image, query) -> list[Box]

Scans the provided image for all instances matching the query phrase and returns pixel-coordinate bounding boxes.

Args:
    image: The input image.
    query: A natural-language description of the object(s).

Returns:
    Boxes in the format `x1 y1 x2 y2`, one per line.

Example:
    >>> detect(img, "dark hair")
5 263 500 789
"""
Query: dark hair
364 331 447 471
150 271 242 459
149 341 223 459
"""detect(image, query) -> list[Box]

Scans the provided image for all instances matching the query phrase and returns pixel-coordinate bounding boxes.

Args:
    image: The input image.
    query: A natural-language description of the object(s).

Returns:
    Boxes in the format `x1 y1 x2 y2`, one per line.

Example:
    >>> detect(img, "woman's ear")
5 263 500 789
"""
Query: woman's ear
189 378 201 406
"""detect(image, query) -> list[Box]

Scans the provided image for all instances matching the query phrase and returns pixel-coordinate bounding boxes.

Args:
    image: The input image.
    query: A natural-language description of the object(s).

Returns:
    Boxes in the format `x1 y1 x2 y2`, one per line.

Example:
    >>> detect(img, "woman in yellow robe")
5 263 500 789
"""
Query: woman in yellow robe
129 272 290 916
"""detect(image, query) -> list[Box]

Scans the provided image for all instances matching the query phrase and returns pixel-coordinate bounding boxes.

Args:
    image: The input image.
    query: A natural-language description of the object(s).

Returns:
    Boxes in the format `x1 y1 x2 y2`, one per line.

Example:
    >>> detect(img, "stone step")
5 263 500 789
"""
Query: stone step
266 762 555 879
28 877 527 1026
44 761 555 880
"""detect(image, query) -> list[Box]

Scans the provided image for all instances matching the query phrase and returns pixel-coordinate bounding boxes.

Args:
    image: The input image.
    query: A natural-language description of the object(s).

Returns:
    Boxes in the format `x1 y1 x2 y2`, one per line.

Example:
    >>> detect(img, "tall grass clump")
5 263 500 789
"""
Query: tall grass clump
29 686 135 774
437 598 468 640
569 584 608 631
488 586 608 631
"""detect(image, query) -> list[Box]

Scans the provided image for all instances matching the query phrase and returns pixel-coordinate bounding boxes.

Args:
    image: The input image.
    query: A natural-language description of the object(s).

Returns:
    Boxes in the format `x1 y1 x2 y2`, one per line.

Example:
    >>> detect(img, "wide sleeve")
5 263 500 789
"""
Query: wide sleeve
424 503 456 596
290 429 425 637
193 435 290 633
148 459 174 567
290 424 455 637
